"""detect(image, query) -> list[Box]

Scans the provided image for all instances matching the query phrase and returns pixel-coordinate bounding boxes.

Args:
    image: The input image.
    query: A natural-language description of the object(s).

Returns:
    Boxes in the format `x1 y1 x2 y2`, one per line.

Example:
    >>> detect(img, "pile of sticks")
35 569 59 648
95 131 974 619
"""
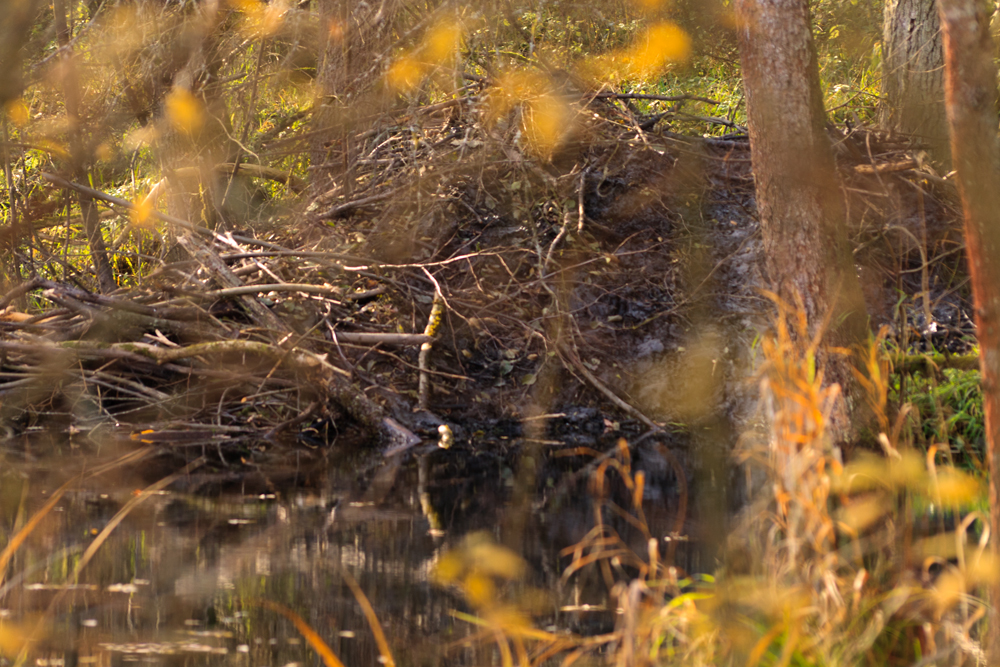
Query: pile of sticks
0 176 435 458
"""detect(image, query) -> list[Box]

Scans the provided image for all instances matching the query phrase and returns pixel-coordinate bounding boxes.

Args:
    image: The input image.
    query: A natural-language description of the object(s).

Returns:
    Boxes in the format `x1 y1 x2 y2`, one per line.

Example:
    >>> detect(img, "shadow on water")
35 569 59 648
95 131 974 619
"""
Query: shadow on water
0 426 699 667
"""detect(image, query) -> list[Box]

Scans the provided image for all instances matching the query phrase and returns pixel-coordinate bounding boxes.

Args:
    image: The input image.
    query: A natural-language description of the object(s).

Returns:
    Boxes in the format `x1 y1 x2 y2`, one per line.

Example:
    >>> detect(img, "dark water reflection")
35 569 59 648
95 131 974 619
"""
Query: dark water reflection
0 437 693 667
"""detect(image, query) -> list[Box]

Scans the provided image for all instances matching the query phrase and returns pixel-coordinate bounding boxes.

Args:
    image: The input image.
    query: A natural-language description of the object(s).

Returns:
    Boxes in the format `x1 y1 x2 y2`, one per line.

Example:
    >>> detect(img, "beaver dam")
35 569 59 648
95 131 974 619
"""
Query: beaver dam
0 72 981 664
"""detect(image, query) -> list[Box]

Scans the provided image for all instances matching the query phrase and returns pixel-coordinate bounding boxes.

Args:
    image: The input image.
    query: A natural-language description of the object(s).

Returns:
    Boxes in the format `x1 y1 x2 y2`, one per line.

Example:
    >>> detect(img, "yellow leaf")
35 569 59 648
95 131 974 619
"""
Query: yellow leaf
466 540 527 581
834 451 926 494
837 495 888 533
0 618 47 657
232 0 288 38
967 550 1000 586
423 18 462 65
165 88 205 138
433 550 465 585
131 196 154 228
386 57 427 93
931 570 965 615
913 533 959 561
934 467 981 507
889 450 928 490
521 93 573 157
5 99 29 127
624 22 691 78
463 572 496 607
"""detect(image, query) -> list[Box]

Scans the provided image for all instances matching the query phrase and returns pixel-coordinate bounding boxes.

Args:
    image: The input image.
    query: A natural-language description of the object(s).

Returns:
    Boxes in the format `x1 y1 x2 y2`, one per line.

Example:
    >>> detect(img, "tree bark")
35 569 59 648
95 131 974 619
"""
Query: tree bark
735 0 869 434
936 1 1000 658
882 0 949 165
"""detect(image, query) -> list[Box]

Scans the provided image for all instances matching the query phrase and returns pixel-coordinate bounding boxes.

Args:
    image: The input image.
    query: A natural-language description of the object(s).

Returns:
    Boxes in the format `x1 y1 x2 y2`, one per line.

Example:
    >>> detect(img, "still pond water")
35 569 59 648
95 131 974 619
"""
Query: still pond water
0 431 696 667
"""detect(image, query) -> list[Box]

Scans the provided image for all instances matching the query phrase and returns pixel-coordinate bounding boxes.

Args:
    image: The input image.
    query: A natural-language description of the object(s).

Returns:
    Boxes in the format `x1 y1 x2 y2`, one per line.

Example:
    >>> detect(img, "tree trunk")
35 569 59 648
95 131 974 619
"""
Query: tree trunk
735 0 869 435
936 1 1000 658
882 0 949 165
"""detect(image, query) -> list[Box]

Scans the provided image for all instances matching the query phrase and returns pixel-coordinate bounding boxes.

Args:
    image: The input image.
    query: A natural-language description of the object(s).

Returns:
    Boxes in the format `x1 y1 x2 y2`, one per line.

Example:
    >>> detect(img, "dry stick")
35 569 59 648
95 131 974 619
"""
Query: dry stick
58 339 352 378
42 290 216 340
0 277 45 311
0 340 415 448
418 269 445 412
314 190 394 220
557 341 663 433
38 279 199 318
206 283 343 299
591 92 722 105
852 158 918 175
174 232 291 340
331 332 431 345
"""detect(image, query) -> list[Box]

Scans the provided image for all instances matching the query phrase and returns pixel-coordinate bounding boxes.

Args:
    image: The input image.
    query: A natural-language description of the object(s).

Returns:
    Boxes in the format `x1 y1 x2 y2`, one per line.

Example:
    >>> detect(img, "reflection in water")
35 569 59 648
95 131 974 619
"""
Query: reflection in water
0 437 691 666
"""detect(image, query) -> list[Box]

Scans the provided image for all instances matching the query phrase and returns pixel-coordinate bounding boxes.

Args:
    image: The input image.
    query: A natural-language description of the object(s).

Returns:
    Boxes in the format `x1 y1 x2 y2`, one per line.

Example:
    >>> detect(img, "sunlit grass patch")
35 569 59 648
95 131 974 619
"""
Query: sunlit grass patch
894 366 985 472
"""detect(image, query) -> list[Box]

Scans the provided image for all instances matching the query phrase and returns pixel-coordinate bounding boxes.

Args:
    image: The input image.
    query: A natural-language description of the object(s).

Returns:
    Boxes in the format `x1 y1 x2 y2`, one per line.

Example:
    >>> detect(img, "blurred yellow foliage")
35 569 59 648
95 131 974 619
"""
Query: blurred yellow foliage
95 141 113 162
231 0 289 39
5 99 29 127
424 19 463 65
385 16 463 93
837 495 890 533
933 466 980 507
0 626 26 658
913 533 960 561
131 195 154 228
385 57 426 93
966 550 1000 586
0 618 46 658
164 88 205 138
124 124 160 151
326 18 345 41
522 93 573 157
583 21 690 83
434 531 530 617
627 22 691 75
834 450 926 494
487 70 574 157
463 572 497 607
434 531 527 590
931 570 965 616
101 5 142 58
